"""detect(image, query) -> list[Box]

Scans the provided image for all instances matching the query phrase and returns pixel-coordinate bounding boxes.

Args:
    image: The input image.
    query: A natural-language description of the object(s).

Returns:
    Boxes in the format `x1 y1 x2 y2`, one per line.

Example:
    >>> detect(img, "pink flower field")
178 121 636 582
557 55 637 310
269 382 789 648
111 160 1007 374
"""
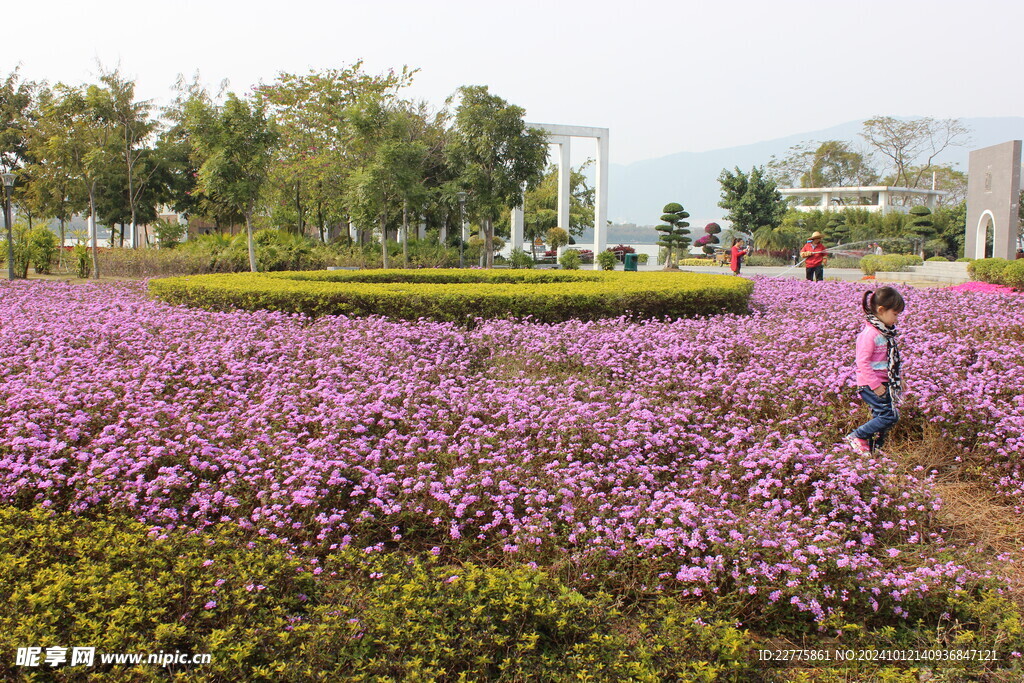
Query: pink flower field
1 276 1023 630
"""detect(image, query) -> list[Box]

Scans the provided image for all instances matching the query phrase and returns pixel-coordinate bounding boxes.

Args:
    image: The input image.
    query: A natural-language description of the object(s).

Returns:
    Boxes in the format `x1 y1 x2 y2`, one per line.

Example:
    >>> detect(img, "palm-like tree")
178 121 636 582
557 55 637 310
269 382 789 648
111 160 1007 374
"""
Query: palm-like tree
753 223 801 252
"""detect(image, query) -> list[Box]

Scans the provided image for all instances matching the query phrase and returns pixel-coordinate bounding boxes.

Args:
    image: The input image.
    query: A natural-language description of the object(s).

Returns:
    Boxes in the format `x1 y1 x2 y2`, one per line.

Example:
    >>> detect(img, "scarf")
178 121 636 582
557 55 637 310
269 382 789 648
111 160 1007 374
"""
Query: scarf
866 314 902 411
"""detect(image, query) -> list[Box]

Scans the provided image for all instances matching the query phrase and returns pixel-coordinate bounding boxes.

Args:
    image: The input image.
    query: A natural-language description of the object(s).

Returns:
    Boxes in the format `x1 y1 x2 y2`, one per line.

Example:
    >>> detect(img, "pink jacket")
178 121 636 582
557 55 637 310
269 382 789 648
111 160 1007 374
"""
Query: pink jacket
855 324 890 390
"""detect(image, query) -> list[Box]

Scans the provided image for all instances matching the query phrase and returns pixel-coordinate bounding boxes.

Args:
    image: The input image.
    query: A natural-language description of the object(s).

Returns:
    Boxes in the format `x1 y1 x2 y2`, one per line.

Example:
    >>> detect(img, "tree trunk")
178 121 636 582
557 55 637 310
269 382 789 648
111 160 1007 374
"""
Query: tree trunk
380 213 389 269
246 210 258 272
295 181 304 236
484 216 494 268
58 218 65 269
402 202 409 267
89 184 99 279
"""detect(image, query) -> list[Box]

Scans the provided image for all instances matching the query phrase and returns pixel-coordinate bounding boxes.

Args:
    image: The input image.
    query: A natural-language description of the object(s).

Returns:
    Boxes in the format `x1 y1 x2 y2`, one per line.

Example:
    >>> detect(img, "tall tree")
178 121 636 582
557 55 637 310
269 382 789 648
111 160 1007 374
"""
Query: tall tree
860 116 969 191
768 140 878 190
1 68 37 267
89 69 157 247
24 85 86 263
34 84 114 277
344 96 427 269
255 63 416 241
446 86 548 268
718 166 786 234
186 92 278 271
0 67 35 175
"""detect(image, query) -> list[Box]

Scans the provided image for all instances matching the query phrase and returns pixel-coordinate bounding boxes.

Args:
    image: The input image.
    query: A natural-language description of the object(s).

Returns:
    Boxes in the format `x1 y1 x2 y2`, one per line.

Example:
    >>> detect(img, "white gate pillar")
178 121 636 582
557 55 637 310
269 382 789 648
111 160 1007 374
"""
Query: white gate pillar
593 131 609 268
554 136 571 237
511 205 524 253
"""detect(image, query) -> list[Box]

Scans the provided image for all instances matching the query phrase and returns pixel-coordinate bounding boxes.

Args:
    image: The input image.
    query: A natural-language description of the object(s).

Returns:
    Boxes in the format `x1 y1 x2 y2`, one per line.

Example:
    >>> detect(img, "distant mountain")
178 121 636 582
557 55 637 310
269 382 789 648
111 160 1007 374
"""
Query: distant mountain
606 116 1024 227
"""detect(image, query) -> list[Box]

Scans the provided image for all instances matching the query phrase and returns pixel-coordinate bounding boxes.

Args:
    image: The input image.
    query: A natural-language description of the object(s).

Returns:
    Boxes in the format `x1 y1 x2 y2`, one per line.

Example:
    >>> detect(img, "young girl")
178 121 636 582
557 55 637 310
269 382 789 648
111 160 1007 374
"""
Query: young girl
845 287 905 456
729 238 747 276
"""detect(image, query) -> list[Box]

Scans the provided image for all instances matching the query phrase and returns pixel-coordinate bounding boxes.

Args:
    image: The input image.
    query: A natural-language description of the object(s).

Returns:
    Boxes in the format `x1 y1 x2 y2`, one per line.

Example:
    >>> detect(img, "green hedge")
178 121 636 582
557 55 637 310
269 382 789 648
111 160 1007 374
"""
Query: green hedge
0 507 757 681
969 258 1024 288
859 254 923 276
149 269 753 324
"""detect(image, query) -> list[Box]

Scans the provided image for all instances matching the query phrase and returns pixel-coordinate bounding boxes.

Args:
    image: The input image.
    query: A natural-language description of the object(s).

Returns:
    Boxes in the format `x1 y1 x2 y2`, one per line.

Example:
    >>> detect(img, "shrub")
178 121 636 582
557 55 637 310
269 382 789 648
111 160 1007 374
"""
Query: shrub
745 254 789 267
638 253 649 264
956 257 973 262
859 254 923 276
508 247 535 269
968 257 1012 284
999 260 1024 289
559 249 582 270
596 250 618 271
73 244 91 278
608 244 635 260
0 507 763 681
927 255 950 262
149 269 754 324
0 507 319 681
28 228 60 274
826 255 861 269
153 218 187 249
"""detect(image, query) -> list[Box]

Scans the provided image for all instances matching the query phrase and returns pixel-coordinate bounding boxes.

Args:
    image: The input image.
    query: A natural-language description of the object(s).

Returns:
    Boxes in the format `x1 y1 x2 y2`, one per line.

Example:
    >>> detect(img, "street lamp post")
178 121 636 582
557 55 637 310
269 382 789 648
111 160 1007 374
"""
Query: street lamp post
456 191 467 268
2 173 14 280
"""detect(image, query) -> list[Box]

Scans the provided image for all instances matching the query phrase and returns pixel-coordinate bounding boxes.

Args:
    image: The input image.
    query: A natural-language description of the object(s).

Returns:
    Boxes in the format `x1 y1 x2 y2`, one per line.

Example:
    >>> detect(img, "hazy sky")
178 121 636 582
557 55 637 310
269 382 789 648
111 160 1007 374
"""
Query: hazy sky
4 0 1022 165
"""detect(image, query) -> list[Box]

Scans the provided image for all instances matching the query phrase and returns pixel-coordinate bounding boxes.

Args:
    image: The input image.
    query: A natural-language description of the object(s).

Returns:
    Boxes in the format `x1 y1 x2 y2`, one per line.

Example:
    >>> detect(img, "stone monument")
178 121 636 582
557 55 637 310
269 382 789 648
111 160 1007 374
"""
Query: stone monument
964 140 1021 260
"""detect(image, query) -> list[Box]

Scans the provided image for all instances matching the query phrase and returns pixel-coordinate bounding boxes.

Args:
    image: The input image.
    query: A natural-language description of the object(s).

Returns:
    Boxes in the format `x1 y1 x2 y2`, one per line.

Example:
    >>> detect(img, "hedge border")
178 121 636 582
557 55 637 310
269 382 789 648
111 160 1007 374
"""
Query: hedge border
148 269 753 324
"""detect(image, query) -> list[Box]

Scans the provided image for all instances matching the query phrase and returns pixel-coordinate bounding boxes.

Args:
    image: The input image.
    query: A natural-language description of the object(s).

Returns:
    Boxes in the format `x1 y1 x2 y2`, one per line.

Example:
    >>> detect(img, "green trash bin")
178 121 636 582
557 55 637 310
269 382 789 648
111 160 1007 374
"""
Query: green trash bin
623 253 638 271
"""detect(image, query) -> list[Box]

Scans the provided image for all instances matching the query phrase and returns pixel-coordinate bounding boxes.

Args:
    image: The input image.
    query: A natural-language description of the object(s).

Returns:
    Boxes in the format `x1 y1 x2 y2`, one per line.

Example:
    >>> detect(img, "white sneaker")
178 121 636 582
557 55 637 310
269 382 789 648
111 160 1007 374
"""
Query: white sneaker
844 433 871 456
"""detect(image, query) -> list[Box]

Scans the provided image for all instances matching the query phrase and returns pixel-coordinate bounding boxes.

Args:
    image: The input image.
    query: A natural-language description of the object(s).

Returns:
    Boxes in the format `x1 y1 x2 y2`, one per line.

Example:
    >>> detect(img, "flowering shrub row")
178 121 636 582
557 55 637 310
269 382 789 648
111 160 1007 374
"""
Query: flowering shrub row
148 269 753 323
1 277 1023 637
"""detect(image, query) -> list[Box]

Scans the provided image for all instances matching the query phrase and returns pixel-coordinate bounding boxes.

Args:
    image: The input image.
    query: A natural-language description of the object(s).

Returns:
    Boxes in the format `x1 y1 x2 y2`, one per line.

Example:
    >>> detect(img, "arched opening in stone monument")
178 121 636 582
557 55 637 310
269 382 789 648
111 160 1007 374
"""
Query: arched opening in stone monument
974 211 995 259
970 210 995 259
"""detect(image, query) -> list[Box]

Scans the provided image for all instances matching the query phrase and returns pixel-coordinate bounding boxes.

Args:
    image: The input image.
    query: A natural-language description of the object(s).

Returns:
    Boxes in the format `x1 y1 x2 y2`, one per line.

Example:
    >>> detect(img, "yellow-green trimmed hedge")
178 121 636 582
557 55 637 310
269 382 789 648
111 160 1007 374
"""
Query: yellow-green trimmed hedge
0 507 759 681
859 254 923 276
149 269 753 323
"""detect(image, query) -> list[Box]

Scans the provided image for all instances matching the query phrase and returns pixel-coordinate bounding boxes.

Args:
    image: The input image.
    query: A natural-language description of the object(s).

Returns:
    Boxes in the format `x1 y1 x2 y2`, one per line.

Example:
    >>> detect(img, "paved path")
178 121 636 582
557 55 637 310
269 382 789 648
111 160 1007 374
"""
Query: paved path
636 264 866 281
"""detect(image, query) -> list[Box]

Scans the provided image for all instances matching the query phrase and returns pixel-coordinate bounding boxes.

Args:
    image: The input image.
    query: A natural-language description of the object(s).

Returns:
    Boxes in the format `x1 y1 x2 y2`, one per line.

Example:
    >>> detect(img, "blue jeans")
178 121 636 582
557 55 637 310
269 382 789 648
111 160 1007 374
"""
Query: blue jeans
854 384 898 451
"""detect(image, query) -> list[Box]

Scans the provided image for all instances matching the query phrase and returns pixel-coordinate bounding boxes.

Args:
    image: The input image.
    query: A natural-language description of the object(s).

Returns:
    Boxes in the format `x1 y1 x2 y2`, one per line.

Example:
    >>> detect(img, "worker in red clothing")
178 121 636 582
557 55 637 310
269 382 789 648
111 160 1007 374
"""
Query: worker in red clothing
800 231 828 281
729 238 748 276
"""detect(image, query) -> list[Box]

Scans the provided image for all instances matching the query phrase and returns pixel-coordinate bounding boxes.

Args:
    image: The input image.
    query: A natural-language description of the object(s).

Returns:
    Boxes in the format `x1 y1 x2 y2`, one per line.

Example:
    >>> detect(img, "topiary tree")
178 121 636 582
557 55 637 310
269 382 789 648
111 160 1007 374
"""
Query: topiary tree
699 222 721 256
655 203 692 269
546 227 569 251
907 206 934 258
826 215 849 246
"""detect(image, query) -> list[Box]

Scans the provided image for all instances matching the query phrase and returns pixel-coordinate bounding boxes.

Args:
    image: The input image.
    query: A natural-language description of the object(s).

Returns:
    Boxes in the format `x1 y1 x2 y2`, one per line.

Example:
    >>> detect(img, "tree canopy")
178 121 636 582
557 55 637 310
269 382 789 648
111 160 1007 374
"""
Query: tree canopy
717 166 785 234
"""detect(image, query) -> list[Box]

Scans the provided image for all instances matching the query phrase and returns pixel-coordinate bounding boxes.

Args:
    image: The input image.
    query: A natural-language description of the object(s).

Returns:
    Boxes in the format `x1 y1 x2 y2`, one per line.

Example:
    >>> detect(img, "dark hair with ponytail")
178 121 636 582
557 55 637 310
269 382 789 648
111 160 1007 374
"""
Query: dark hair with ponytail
862 286 905 315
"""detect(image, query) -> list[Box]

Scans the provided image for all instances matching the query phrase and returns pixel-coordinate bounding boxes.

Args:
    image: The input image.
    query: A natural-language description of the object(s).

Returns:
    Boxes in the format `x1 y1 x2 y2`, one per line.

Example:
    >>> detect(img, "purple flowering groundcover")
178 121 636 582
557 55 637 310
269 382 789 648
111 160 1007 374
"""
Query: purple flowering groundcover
1 276 1023 664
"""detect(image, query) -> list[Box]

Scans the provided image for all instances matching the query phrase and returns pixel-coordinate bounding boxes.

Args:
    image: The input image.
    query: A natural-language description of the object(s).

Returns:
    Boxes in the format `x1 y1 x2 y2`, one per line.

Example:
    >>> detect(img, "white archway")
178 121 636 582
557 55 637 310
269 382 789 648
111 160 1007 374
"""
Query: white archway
973 210 996 259
509 123 609 269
